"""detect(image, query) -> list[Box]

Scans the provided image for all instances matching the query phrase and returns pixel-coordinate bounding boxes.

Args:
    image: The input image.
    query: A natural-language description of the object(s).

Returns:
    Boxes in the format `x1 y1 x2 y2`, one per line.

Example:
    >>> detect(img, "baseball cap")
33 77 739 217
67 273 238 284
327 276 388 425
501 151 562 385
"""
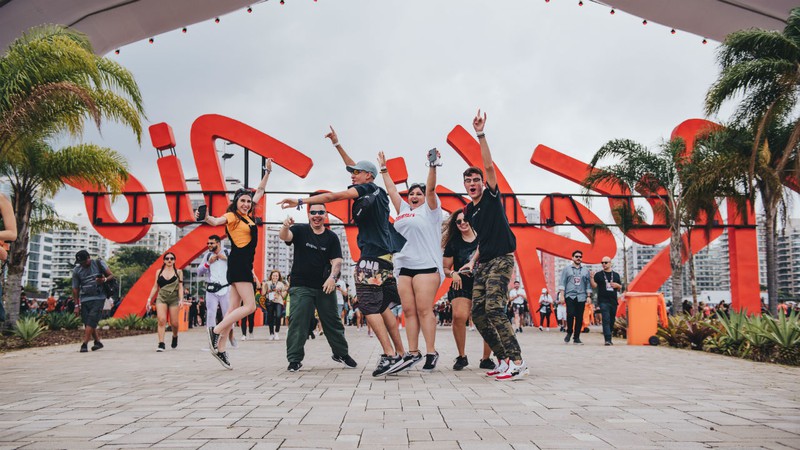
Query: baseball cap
75 250 90 263
542 288 548 293
346 160 378 178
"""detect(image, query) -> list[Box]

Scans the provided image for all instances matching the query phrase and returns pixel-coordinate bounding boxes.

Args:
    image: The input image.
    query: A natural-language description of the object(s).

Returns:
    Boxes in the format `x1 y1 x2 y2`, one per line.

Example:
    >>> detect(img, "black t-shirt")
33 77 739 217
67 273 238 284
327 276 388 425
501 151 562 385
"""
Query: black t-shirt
464 184 516 263
594 270 622 303
443 234 479 271
351 182 405 258
286 224 343 289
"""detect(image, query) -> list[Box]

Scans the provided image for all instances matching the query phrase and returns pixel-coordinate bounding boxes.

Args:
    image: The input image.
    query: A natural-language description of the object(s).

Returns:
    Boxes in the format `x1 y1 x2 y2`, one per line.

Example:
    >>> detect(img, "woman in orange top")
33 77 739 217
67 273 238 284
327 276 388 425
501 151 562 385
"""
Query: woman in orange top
199 159 272 370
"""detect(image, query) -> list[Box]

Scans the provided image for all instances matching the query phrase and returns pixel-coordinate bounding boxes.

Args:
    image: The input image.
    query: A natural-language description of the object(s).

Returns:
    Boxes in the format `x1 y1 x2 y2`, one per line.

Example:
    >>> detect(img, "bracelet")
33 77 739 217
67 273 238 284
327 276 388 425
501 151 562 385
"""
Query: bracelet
262 166 271 173
296 198 304 210
380 167 388 174
331 141 339 146
476 132 485 139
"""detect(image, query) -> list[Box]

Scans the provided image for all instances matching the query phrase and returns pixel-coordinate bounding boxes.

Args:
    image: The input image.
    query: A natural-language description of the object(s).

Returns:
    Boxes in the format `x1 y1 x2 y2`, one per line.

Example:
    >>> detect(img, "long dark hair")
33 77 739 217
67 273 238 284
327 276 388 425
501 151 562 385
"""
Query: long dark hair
442 208 469 249
158 252 181 282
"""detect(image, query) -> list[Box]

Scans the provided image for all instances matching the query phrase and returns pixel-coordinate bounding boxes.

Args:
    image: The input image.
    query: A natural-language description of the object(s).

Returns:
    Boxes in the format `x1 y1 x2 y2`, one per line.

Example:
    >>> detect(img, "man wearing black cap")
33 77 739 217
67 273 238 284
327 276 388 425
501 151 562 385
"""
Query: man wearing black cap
72 249 114 352
277 126 408 377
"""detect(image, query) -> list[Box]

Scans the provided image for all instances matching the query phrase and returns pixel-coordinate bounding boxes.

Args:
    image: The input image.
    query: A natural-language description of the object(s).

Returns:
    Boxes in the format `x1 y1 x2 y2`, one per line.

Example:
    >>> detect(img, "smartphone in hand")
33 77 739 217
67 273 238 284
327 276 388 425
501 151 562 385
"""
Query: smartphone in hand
196 205 207 221
427 148 438 165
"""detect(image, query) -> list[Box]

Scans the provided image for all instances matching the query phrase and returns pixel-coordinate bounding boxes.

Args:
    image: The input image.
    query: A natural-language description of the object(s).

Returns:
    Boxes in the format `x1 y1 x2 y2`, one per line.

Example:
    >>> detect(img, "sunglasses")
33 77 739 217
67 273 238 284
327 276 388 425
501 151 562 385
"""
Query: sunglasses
601 261 610 264
573 255 583 259
309 210 326 216
456 219 466 225
164 257 175 261
350 169 365 175
207 242 216 246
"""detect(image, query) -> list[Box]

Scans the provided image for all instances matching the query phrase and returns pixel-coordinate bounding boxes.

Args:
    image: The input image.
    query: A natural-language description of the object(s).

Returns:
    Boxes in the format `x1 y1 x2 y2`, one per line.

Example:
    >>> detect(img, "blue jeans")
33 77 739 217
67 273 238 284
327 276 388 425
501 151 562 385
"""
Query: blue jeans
599 302 617 342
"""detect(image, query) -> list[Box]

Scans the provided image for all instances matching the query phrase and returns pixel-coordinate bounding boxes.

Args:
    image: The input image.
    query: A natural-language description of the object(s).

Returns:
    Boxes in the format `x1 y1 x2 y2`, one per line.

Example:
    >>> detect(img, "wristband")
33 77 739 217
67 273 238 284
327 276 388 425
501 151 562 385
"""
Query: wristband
476 132 485 139
296 198 304 210
331 141 339 146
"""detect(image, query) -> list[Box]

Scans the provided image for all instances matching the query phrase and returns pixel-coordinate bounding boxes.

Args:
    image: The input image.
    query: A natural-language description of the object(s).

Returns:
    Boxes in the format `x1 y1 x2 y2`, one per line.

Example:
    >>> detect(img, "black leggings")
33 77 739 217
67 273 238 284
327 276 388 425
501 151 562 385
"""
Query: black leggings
267 302 283 334
240 312 255 335
539 311 552 328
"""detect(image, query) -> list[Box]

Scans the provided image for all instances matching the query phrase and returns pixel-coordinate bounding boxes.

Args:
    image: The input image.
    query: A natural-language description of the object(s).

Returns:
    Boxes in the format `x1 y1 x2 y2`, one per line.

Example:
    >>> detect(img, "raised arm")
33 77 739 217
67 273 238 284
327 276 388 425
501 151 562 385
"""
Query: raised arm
472 109 497 190
277 188 360 209
252 158 273 204
279 216 295 242
378 152 402 213
426 150 439 210
325 126 356 166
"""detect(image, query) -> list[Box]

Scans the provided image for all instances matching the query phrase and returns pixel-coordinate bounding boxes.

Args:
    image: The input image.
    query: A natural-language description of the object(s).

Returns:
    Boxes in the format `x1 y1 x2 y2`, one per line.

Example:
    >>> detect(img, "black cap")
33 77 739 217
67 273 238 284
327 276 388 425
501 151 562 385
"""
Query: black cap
75 250 90 263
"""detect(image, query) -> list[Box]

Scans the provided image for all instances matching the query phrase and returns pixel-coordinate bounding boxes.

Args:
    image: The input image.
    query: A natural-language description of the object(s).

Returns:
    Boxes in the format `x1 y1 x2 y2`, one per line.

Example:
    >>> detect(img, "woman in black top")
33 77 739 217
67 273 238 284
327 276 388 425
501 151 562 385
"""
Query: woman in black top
145 252 185 352
442 210 493 371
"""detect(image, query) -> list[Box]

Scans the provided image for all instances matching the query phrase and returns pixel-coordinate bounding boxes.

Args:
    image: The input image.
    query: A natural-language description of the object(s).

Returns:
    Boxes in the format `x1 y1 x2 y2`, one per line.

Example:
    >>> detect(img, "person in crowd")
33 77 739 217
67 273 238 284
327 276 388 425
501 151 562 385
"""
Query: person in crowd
335 279 348 326
198 235 233 340
277 128 407 377
188 295 198 329
240 273 258 341
508 280 527 333
145 252 185 351
459 110 527 381
442 209 494 371
538 288 554 331
681 299 693 315
201 159 272 369
262 270 287 340
72 250 113 352
558 250 592 345
198 297 207 326
583 298 595 329
280 205 357 371
378 149 443 373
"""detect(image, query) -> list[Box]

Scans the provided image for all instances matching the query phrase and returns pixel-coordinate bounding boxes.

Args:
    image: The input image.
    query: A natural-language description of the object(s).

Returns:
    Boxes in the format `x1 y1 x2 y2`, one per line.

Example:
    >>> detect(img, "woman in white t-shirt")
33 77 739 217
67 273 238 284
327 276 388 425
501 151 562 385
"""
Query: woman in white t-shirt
378 150 443 372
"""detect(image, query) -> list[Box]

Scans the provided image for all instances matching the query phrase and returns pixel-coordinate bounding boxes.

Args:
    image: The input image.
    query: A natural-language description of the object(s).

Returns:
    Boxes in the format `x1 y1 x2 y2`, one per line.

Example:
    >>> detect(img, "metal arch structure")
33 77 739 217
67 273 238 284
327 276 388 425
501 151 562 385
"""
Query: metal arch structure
0 0 796 54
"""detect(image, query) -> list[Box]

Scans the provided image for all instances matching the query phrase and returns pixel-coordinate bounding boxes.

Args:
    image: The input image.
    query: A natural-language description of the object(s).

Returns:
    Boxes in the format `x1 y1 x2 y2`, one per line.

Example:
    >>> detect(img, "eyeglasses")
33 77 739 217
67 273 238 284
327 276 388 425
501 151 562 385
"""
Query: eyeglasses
309 210 326 216
164 257 175 261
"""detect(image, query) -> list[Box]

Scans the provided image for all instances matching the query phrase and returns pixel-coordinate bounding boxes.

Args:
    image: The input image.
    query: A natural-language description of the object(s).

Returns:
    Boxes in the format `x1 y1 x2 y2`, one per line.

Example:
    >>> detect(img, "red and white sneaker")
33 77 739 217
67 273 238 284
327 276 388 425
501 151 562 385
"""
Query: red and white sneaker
496 359 529 381
486 358 509 376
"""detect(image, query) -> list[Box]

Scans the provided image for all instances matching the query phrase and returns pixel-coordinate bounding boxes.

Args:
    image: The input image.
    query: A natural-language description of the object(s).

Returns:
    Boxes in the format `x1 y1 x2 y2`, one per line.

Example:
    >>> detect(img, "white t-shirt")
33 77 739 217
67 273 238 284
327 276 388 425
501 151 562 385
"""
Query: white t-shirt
335 279 346 305
509 288 526 305
392 198 443 281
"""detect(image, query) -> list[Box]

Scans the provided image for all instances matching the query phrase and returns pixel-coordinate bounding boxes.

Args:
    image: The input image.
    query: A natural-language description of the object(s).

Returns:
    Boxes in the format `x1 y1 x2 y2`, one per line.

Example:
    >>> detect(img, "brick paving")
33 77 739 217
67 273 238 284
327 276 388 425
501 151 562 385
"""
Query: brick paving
0 325 798 449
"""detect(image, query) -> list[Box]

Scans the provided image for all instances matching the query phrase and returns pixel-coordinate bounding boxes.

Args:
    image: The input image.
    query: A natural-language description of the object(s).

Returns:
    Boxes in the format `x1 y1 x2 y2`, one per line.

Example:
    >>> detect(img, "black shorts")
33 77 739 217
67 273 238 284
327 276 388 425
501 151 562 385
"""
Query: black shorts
398 267 438 277
80 299 104 328
447 276 474 301
355 257 400 316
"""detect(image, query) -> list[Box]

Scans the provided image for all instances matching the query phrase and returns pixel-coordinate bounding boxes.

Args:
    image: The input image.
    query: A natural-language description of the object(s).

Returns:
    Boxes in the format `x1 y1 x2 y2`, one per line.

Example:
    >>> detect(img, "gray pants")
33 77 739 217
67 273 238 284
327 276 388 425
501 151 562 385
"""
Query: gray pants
205 291 229 328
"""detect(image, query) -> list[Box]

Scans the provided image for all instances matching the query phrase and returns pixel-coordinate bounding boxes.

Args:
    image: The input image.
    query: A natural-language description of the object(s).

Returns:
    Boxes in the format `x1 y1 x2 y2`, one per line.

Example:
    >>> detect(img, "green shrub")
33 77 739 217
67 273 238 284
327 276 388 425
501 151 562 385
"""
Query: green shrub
762 310 800 365
117 313 142 329
138 317 158 331
12 317 45 345
43 312 81 331
613 317 627 338
742 316 774 362
709 311 748 355
657 315 688 348
683 313 717 350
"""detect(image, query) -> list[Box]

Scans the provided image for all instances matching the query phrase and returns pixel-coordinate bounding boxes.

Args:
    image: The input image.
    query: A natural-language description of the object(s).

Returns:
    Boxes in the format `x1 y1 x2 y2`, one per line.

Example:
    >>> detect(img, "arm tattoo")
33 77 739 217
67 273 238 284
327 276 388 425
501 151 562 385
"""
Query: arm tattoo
330 260 342 280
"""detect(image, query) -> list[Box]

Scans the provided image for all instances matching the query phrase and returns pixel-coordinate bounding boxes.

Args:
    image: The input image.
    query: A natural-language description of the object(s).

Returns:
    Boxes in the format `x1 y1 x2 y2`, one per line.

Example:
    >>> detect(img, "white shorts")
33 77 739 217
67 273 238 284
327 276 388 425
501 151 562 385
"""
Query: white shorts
556 306 567 321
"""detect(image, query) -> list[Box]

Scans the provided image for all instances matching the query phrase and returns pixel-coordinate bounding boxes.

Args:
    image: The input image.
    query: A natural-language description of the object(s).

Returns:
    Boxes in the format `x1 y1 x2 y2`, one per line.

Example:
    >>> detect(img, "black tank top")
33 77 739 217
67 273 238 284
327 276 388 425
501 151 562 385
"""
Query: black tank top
158 273 178 288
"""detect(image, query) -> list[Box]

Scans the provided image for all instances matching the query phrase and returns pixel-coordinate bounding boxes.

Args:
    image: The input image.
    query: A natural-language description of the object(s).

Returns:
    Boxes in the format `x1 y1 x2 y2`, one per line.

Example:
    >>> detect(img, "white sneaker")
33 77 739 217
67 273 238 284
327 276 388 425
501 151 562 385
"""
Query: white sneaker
269 334 274 341
486 358 508 376
496 359 529 381
241 334 248 341
274 333 280 341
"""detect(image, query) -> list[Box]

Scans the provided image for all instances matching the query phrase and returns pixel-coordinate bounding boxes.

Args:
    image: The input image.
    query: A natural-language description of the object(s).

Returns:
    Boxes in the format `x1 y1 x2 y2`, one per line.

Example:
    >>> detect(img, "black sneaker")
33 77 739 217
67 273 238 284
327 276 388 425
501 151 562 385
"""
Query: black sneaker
91 341 104 351
422 351 439 372
171 336 178 349
387 352 423 375
212 351 232 370
372 354 400 377
332 354 358 368
287 361 302 372
453 355 469 371
479 358 496 370
157 342 165 352
564 333 572 343
207 327 220 353
79 343 88 353
573 339 584 345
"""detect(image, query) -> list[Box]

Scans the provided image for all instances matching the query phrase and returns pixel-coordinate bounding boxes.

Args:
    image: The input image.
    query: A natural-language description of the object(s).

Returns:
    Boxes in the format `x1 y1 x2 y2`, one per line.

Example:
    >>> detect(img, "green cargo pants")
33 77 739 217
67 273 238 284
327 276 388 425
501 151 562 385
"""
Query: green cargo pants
286 286 349 363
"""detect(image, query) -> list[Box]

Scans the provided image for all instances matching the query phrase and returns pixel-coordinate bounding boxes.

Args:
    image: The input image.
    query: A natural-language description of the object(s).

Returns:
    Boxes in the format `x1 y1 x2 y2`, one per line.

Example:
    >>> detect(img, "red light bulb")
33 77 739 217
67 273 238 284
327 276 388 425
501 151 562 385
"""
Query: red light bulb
148 38 154 44
578 1 583 5
610 9 615 15
182 27 187 33
642 19 648 25
671 29 676 35
247 7 252 13
214 17 220 23
114 49 120 54
702 39 708 44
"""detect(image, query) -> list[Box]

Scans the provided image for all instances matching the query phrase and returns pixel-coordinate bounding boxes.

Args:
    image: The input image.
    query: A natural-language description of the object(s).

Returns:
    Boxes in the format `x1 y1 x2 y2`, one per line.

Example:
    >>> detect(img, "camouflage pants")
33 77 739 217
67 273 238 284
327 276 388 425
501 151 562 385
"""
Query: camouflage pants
472 254 521 361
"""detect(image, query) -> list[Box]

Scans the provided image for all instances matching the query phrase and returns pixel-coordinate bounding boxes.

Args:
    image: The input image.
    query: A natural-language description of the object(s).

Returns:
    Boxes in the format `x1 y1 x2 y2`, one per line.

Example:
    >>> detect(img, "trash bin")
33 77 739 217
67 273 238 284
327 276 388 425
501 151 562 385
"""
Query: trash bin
625 292 665 345
179 303 189 332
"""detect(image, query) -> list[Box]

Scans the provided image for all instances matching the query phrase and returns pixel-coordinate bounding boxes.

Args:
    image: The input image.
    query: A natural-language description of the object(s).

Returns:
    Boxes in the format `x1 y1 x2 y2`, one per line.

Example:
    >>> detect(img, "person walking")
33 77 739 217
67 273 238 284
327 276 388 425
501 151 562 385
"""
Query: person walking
442 210 494 371
262 270 287 340
538 288 554 331
378 149 443 373
277 127 407 377
558 250 593 345
197 235 232 335
591 256 622 345
72 249 113 353
145 252 185 351
280 204 357 372
508 280 527 333
201 159 273 369
460 110 528 381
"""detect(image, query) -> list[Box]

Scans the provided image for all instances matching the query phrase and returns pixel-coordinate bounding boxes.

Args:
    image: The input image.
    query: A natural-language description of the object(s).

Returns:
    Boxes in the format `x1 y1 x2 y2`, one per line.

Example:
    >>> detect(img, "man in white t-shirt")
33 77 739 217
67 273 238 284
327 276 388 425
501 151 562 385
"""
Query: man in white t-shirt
335 279 347 325
508 280 527 333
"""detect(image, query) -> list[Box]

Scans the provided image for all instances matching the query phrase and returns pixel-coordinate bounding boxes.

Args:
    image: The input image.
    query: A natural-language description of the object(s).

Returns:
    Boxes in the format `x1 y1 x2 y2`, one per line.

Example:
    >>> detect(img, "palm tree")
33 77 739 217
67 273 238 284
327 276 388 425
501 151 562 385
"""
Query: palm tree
705 7 800 315
584 138 719 314
2 142 129 327
0 25 144 156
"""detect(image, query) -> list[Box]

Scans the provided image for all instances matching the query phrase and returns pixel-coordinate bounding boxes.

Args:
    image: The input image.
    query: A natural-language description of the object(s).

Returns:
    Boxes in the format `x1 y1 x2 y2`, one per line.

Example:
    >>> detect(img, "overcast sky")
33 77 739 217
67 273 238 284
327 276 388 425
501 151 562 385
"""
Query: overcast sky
55 0 758 235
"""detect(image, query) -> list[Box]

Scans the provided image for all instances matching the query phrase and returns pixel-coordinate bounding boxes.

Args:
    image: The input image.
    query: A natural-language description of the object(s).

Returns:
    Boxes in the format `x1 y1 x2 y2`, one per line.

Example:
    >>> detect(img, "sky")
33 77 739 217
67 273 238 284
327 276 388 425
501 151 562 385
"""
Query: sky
54 0 748 236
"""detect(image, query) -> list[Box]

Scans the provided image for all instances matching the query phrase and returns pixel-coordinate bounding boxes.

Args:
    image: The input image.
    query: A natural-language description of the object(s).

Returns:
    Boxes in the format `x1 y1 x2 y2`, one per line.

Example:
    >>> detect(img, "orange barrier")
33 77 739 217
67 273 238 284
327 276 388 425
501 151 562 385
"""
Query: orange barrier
623 292 668 345
254 307 264 327
178 304 189 332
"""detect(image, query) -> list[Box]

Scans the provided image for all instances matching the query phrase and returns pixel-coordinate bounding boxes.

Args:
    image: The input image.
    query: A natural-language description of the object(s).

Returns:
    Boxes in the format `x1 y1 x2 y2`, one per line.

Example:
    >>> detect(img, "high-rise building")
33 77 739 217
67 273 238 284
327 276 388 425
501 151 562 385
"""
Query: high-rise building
113 227 173 255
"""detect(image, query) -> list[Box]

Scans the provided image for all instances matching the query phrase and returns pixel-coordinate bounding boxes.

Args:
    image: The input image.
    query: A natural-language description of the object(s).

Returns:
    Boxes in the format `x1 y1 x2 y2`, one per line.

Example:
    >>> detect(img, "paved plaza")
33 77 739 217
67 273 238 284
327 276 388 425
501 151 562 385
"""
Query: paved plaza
0 325 798 450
